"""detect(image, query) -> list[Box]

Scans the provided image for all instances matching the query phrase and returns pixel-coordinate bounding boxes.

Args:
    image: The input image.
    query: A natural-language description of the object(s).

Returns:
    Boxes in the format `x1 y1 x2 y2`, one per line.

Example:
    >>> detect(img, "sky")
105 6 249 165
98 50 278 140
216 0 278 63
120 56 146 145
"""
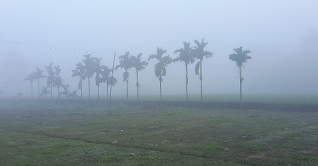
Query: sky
0 0 318 98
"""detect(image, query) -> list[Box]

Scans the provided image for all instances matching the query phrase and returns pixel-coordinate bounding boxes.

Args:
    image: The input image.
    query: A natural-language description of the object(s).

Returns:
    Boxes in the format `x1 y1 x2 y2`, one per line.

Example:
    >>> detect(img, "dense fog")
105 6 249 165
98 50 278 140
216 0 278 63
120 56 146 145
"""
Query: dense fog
1 1 318 98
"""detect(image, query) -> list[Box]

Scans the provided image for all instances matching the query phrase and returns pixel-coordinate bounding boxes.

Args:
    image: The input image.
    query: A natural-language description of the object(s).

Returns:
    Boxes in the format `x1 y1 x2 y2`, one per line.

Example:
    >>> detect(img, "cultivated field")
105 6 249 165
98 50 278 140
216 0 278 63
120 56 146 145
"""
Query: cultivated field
1 95 318 165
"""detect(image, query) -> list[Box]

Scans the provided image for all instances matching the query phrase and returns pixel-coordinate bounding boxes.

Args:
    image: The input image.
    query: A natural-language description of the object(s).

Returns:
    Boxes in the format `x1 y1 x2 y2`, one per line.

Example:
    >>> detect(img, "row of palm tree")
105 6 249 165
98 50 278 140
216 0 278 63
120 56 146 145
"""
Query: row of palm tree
24 38 251 109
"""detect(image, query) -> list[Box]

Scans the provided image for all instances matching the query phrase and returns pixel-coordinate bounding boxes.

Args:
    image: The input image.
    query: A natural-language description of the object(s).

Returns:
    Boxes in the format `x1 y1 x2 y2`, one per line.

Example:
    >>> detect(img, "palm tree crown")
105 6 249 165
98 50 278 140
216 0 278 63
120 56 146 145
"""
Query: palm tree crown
229 46 251 67
115 51 133 102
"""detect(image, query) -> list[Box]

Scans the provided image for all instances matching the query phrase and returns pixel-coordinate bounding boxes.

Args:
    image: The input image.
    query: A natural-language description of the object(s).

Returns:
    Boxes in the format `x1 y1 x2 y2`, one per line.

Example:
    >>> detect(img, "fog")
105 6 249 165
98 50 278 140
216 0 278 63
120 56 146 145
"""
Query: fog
1 0 318 98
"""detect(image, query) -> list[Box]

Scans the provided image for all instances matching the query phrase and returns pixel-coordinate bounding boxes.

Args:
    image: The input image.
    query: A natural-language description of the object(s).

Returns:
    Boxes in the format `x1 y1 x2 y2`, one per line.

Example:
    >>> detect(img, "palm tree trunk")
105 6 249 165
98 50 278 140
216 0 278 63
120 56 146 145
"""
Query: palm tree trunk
58 87 60 99
159 76 162 107
126 69 129 102
200 59 203 108
38 79 40 98
88 77 90 100
136 71 139 106
31 82 33 99
239 66 243 110
106 84 109 101
98 85 100 100
185 62 188 107
50 85 52 99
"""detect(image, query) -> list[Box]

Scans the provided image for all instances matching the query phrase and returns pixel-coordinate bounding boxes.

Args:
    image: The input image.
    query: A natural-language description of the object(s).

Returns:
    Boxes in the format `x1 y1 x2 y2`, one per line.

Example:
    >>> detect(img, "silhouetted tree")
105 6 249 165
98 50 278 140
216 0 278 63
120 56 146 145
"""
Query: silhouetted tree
72 62 86 99
115 51 133 102
100 66 117 101
131 53 148 105
33 68 46 98
24 72 37 99
16 92 23 98
193 39 213 108
45 62 55 99
54 65 62 99
82 54 96 100
93 57 103 100
148 47 172 107
59 84 70 98
174 42 195 106
41 86 50 98
229 46 251 110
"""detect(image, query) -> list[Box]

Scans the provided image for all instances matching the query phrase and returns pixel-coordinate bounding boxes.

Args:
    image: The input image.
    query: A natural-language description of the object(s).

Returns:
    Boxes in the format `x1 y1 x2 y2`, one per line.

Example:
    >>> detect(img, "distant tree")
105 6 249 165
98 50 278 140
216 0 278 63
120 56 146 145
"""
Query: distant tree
71 62 86 99
93 57 103 100
0 91 3 95
45 62 55 99
131 53 148 105
16 92 23 98
33 68 46 98
229 46 251 110
54 65 62 99
173 42 195 106
59 84 70 98
193 38 213 108
40 86 50 98
115 51 133 102
148 47 172 107
100 65 112 101
82 54 96 100
24 72 37 99
68 90 79 98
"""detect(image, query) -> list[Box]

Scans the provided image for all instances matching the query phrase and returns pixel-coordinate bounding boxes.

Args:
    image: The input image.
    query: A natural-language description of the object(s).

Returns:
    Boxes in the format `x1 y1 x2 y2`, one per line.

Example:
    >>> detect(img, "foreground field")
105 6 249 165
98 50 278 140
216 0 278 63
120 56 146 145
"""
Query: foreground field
0 100 318 165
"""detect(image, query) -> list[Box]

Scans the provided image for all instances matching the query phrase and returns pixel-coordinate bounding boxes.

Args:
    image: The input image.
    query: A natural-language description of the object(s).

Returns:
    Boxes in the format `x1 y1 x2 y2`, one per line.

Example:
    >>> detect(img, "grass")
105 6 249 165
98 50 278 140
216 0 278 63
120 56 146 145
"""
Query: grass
0 98 318 165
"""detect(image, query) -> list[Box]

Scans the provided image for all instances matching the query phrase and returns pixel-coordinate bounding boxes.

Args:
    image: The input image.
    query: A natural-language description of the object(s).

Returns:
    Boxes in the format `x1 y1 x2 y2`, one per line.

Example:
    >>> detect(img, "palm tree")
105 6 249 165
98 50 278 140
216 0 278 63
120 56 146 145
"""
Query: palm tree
41 86 50 98
100 65 116 101
33 68 46 98
24 72 37 99
54 65 62 99
93 57 103 100
173 42 195 106
229 46 251 110
59 84 70 98
193 38 213 108
72 62 86 99
82 54 96 100
45 62 55 99
148 47 172 107
131 53 148 105
115 51 133 102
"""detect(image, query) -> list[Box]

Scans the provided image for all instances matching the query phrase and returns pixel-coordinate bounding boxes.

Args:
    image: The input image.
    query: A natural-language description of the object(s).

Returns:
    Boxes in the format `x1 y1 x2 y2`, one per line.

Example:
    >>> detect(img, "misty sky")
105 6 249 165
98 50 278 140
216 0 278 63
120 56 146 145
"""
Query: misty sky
1 0 318 98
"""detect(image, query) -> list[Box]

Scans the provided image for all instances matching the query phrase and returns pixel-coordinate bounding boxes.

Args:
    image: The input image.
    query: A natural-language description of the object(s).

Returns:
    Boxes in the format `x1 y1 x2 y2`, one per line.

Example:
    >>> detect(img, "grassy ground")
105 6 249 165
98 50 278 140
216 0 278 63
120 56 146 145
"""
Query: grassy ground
1 99 318 165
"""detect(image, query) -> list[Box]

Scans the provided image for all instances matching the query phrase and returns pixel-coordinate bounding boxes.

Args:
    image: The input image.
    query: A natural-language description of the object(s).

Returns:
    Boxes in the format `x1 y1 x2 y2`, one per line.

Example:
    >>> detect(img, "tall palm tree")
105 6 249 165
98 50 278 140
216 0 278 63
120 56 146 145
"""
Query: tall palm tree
45 62 55 99
193 38 213 108
54 65 62 99
24 72 37 99
82 54 96 100
131 53 148 105
229 46 251 110
33 68 46 98
93 57 103 100
115 51 133 102
148 47 172 107
72 62 86 99
173 42 195 106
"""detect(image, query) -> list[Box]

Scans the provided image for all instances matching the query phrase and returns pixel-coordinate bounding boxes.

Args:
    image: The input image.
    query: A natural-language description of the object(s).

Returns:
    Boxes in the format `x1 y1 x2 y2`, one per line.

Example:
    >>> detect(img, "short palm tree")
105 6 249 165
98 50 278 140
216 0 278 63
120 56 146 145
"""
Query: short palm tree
59 84 70 98
24 72 37 99
41 86 50 98
93 57 103 100
72 62 86 99
131 53 148 105
54 65 62 99
148 47 172 107
115 51 133 102
100 65 116 101
174 42 195 106
193 38 213 108
229 46 251 110
33 68 46 98
45 62 55 99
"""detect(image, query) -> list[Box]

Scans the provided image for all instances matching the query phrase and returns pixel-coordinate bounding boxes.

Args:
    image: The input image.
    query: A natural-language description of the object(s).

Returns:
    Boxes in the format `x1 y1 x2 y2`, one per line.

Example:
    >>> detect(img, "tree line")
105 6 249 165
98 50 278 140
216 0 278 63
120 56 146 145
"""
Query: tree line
22 38 251 109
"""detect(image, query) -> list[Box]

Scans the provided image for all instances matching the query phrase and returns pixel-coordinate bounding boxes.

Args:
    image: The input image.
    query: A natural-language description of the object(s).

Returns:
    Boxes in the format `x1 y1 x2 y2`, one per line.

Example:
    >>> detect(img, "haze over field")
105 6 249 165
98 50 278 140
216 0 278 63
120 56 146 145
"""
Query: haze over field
1 0 318 98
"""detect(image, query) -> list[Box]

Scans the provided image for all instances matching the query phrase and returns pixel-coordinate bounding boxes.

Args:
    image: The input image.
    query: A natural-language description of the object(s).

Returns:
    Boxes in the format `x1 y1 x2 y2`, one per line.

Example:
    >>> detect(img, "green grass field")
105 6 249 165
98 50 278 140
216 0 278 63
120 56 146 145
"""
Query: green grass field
0 96 318 165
